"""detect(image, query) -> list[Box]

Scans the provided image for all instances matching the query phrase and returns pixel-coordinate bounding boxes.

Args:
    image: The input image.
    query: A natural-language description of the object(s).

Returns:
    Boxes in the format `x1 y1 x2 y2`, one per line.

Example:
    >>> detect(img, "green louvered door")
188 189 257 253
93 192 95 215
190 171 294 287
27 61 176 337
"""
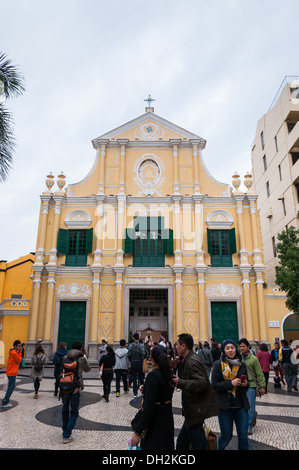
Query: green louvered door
58 301 86 350
211 301 239 344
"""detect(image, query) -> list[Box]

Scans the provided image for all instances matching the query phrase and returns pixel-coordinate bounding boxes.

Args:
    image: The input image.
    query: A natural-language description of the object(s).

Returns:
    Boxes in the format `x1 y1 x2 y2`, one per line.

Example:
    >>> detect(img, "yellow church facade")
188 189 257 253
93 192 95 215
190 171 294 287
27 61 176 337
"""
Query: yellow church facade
25 106 289 362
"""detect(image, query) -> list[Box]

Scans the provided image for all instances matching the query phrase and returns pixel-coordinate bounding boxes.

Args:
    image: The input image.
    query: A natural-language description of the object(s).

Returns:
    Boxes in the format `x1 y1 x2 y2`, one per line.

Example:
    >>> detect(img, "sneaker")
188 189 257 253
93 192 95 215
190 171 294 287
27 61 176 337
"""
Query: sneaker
1 403 12 408
34 393 39 399
124 390 129 394
63 436 73 444
116 392 120 397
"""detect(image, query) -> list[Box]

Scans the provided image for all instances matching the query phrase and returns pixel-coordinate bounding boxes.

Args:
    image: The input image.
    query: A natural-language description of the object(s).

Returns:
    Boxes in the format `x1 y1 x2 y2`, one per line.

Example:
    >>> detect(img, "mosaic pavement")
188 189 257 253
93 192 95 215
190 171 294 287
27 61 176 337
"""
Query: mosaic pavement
0 368 298 451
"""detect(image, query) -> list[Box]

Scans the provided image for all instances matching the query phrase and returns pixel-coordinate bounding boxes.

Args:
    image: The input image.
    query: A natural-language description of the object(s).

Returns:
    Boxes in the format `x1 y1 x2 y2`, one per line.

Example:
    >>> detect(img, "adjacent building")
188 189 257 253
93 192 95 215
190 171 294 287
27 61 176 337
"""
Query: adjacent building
251 76 299 284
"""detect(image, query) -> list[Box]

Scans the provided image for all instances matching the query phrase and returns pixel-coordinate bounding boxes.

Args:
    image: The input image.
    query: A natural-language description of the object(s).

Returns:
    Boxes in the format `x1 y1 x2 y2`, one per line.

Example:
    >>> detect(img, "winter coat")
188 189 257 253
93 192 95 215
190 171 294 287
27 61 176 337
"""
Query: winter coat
6 348 22 377
30 352 47 380
65 349 91 390
52 348 68 379
128 341 145 368
211 359 250 411
242 352 266 389
114 347 130 370
177 350 218 427
133 365 174 450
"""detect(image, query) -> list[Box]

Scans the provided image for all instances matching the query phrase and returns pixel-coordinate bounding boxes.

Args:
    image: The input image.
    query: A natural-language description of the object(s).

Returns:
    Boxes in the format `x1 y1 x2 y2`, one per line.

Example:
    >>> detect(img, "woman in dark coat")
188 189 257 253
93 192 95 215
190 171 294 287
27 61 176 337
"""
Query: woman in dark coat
99 345 115 402
130 345 175 450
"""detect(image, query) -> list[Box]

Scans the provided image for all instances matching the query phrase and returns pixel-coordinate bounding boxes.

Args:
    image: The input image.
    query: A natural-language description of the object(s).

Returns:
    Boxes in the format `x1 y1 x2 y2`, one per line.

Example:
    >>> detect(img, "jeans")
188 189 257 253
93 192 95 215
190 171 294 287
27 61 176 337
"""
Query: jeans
283 363 298 391
218 407 249 450
131 365 144 396
176 421 208 450
61 391 80 438
102 371 113 398
246 387 257 430
115 369 128 393
2 376 16 405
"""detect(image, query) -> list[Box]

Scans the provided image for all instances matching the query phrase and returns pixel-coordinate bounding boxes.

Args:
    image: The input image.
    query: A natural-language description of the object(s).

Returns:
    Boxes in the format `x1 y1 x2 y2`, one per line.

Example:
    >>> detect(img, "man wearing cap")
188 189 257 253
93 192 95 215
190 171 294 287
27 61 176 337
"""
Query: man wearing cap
2 340 23 408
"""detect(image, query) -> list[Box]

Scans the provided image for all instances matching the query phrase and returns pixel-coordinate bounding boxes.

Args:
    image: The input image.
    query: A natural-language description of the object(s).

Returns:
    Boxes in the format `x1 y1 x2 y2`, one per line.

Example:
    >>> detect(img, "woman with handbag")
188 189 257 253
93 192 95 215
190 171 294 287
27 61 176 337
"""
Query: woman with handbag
211 339 250 450
130 345 175 450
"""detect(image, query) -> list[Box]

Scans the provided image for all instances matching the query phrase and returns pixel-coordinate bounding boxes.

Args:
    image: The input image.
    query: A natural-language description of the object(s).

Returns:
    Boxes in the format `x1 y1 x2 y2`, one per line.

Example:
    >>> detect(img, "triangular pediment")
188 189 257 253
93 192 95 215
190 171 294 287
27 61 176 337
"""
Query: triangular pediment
92 111 206 148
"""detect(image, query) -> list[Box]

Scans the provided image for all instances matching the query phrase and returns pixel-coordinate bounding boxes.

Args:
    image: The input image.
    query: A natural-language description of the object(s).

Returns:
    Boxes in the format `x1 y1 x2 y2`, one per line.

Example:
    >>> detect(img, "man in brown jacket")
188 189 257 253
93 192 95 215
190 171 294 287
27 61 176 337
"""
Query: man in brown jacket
173 333 218 450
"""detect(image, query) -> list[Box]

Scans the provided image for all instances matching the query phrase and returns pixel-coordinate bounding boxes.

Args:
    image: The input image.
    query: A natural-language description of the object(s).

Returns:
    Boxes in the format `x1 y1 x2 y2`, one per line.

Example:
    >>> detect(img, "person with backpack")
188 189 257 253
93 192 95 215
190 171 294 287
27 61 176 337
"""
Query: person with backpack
59 341 91 444
52 342 68 396
197 341 214 378
128 333 146 398
30 344 47 398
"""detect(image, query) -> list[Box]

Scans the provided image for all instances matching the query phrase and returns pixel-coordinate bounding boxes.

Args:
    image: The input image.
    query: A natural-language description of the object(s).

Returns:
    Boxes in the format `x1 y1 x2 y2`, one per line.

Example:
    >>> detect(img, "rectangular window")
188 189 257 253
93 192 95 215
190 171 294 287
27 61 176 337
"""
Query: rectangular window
266 181 270 197
275 135 278 153
278 164 282 181
263 155 267 171
291 152 299 166
282 198 286 216
57 228 93 266
207 228 236 267
272 236 277 257
295 183 299 203
124 217 173 267
261 131 265 150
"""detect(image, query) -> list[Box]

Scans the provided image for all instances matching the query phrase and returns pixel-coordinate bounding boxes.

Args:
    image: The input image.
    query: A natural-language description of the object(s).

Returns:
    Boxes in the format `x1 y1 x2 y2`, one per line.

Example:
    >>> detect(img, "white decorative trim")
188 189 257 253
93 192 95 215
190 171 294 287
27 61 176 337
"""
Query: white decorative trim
205 283 242 297
64 209 92 227
133 154 165 196
56 283 92 297
206 210 233 228
126 277 172 285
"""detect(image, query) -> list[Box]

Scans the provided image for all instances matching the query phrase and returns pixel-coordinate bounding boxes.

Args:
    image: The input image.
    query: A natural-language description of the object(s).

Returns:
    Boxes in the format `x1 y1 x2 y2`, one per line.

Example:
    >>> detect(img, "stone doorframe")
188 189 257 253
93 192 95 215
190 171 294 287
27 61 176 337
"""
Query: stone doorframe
123 283 174 345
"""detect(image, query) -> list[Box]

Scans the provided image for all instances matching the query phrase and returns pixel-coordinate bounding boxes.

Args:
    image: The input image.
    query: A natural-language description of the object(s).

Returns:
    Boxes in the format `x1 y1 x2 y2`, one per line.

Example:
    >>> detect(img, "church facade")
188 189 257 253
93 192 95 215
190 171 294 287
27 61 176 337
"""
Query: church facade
26 105 289 362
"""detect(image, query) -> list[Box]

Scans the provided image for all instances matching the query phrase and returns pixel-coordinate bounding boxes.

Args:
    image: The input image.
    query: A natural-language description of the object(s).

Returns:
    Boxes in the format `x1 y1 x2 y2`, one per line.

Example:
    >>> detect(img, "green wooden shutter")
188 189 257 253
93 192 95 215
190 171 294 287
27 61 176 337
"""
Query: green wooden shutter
207 228 212 254
57 229 69 254
86 228 93 254
162 229 174 255
124 228 135 254
229 228 237 254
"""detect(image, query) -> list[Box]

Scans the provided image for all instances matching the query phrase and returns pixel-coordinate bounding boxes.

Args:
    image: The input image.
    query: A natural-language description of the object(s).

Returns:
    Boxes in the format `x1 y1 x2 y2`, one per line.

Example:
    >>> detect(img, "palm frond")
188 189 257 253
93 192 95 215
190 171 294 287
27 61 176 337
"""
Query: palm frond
0 52 25 100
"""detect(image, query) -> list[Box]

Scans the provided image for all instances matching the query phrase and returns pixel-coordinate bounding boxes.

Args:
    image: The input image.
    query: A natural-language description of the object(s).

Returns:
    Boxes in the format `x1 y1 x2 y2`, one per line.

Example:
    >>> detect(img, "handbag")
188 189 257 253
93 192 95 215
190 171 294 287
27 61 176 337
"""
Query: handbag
169 358 178 369
204 424 218 450
247 367 262 398
142 359 149 374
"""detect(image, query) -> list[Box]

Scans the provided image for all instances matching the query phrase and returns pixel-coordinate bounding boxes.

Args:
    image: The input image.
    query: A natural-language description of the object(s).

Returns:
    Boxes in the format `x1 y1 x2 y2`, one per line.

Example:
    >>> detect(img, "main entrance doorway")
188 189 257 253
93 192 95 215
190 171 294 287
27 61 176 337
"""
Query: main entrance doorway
211 301 239 344
129 289 168 342
58 301 86 350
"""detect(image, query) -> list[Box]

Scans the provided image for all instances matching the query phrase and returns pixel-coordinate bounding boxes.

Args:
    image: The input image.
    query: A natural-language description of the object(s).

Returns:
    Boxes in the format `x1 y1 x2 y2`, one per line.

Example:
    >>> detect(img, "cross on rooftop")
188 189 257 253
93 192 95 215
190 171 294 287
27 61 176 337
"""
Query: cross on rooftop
144 94 155 108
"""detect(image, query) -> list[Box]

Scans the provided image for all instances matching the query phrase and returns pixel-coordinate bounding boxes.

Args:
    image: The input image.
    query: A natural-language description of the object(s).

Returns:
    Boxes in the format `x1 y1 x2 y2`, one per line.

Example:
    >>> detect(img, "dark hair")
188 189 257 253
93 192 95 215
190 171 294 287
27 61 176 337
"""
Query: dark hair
72 341 83 350
106 345 115 356
239 338 249 347
151 346 173 383
260 343 269 352
281 339 288 346
34 344 45 355
13 340 21 347
177 333 193 351
133 333 139 340
120 339 126 347
57 342 67 350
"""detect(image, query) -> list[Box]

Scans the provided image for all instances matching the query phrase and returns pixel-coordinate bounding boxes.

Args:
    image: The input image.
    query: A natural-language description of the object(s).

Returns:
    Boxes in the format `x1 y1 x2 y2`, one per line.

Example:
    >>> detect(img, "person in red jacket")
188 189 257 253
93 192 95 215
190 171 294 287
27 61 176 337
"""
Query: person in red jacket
2 340 23 408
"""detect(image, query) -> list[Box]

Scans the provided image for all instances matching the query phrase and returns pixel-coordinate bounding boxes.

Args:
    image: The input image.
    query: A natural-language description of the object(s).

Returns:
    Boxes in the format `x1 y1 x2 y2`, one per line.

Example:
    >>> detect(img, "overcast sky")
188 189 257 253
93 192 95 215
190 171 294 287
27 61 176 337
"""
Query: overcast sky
0 0 298 262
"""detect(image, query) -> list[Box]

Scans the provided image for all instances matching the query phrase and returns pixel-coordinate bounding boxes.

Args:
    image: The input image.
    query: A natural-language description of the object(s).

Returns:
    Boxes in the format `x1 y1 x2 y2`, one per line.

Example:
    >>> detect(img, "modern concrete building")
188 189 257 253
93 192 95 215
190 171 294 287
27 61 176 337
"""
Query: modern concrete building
251 76 299 285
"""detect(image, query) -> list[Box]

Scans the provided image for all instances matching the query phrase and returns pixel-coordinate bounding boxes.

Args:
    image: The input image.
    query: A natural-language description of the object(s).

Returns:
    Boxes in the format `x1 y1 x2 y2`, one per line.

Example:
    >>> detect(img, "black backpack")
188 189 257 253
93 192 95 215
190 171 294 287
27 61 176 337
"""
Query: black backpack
34 354 44 372
58 357 79 398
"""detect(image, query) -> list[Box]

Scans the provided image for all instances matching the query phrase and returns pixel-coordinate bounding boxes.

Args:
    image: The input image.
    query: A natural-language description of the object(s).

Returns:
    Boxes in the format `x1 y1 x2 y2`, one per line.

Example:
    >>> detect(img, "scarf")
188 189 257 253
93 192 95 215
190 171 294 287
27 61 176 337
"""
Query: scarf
221 357 241 397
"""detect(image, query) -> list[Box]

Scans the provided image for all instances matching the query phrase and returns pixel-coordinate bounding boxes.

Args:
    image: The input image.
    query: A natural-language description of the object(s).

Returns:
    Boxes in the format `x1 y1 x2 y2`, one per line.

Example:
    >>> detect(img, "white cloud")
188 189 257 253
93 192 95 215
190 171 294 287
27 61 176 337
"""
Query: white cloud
0 0 298 260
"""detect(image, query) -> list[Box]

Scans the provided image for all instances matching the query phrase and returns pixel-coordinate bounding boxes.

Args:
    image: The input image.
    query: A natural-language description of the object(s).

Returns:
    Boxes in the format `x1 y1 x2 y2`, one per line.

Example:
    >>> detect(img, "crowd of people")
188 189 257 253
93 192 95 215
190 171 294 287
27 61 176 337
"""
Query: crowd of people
1 334 298 449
